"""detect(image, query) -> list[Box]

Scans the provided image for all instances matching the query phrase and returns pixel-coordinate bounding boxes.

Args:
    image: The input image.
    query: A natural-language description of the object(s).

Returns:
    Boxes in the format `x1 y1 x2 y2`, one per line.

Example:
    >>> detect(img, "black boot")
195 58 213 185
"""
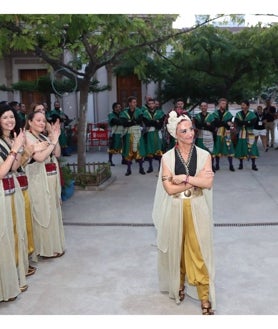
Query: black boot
215 157 220 171
228 157 235 172
157 156 162 172
108 153 115 166
251 159 258 171
238 159 243 170
211 158 216 172
146 157 153 173
138 159 146 175
125 161 132 176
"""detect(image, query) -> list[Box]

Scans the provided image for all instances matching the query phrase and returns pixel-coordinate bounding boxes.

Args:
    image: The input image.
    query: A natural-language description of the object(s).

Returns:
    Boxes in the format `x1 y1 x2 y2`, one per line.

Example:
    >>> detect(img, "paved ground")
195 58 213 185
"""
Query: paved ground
1 132 278 324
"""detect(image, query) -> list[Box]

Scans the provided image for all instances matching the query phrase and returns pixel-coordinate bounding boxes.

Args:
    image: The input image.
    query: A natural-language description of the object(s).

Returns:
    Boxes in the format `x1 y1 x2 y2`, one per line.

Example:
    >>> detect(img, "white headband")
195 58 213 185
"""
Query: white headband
166 110 191 138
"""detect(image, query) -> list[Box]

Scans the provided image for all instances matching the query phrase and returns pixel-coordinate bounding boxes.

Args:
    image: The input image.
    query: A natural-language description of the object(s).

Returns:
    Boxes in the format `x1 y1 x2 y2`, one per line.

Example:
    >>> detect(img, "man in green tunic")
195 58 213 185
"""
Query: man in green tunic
120 96 146 176
212 98 235 172
194 102 216 170
46 101 70 155
234 100 259 170
107 102 124 166
142 98 165 173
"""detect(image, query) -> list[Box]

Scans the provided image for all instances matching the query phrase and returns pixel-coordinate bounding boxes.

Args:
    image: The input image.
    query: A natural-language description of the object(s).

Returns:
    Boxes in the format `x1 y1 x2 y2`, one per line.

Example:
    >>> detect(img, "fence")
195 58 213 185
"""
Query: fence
86 123 110 151
65 162 111 187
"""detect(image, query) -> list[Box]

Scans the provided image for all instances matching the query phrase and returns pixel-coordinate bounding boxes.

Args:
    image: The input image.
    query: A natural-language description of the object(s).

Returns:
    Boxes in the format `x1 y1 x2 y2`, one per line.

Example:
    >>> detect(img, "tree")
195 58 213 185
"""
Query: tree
158 24 278 107
0 14 183 168
115 21 278 109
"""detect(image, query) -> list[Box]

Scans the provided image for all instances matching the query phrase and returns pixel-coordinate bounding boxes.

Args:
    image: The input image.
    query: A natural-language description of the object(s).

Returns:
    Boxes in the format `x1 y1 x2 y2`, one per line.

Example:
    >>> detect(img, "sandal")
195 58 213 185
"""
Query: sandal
179 287 185 302
41 251 65 259
26 265 37 277
20 285 28 293
3 296 17 302
201 300 214 315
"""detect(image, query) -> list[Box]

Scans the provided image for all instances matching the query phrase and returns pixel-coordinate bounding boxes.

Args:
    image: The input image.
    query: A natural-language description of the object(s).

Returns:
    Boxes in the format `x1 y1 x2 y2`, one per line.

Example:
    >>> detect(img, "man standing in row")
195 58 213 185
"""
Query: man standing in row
263 98 277 148
107 102 124 166
234 100 259 170
163 98 190 152
212 98 235 172
194 102 216 170
120 96 146 176
142 98 165 173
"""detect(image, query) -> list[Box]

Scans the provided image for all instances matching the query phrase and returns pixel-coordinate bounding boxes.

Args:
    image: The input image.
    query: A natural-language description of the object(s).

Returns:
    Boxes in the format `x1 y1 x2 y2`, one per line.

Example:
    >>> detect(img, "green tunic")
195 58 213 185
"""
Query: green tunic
194 112 215 153
212 109 235 157
120 107 146 159
107 111 124 154
142 109 165 157
234 110 259 159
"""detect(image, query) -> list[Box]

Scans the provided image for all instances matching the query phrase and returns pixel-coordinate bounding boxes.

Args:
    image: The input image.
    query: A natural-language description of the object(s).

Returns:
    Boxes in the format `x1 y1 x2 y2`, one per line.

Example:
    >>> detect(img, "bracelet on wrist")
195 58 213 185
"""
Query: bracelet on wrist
9 150 17 158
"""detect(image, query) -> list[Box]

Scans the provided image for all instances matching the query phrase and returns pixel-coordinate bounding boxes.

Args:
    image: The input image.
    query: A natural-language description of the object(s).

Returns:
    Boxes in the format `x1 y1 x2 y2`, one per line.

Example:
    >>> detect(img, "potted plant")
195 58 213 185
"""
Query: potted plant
60 164 75 201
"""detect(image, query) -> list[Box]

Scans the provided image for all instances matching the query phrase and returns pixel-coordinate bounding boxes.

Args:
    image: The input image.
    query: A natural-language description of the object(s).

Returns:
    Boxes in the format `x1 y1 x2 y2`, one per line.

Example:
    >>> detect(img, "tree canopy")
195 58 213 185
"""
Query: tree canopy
0 14 179 167
1 14 277 165
119 24 278 108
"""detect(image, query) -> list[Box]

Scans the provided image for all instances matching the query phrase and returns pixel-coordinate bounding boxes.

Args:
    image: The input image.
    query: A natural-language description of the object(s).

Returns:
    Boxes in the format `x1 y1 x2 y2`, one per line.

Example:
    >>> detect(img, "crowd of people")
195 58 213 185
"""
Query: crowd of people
1 95 276 312
108 96 277 175
0 100 65 303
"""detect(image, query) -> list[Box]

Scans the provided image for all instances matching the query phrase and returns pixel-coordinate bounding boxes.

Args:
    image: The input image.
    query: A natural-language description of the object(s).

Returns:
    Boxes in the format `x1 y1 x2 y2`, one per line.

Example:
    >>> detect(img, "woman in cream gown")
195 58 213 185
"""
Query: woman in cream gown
152 110 216 315
25 111 65 260
0 104 27 301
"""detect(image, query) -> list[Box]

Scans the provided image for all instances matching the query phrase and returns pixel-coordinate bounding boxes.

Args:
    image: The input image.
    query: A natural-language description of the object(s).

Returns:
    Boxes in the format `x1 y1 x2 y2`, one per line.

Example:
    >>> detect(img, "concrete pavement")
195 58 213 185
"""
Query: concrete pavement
1 137 278 318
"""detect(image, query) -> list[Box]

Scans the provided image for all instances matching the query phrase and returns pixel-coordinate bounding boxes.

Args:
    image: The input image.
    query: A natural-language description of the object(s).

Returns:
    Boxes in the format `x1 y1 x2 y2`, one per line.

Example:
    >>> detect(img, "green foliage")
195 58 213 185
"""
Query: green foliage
70 163 111 188
0 14 178 169
159 24 278 105
10 74 109 95
0 84 13 92
2 14 278 165
60 164 74 188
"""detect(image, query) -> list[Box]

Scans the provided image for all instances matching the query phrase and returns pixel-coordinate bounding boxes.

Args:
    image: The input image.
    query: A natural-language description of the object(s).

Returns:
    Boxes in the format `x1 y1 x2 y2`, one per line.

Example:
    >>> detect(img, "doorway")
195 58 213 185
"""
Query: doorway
19 69 49 112
117 75 142 108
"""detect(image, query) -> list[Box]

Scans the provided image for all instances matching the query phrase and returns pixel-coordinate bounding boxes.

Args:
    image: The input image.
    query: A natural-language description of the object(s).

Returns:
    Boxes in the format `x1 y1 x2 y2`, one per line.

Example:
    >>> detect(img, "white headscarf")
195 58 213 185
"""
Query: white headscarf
166 110 191 139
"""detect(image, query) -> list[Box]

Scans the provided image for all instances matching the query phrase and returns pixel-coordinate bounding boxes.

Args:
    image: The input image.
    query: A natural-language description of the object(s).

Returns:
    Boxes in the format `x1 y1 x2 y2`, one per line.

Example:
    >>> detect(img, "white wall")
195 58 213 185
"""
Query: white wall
93 66 110 124
0 56 170 124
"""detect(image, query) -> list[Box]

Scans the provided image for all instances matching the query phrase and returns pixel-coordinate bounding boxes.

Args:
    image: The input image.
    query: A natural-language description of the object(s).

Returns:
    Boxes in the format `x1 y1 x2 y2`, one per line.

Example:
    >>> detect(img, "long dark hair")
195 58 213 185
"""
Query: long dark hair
0 103 21 138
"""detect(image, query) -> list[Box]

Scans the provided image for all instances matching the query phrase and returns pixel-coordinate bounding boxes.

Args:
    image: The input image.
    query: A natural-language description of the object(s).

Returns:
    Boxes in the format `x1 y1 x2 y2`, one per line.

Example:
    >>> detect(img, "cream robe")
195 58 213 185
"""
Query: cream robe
0 141 28 290
152 146 216 309
13 177 29 287
25 132 65 259
0 182 21 301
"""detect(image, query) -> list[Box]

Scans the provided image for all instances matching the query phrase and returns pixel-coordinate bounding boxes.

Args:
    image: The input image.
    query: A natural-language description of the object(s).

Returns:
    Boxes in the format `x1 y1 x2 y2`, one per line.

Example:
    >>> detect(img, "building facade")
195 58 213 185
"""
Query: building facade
0 52 163 125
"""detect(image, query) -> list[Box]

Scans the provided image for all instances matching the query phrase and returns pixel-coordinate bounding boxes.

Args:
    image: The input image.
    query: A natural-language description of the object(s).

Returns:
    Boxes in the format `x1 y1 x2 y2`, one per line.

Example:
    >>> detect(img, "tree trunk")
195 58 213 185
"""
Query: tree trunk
77 81 90 170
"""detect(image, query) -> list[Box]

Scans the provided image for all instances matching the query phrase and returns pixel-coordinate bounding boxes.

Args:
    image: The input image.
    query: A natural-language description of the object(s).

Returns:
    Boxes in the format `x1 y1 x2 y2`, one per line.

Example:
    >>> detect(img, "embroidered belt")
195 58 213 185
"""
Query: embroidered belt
16 173 28 191
2 174 15 196
173 187 203 199
45 163 57 176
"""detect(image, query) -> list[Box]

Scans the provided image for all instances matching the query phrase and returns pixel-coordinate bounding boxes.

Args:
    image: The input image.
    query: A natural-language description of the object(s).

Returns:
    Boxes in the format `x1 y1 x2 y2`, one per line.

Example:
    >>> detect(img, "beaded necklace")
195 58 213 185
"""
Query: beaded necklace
176 144 194 175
